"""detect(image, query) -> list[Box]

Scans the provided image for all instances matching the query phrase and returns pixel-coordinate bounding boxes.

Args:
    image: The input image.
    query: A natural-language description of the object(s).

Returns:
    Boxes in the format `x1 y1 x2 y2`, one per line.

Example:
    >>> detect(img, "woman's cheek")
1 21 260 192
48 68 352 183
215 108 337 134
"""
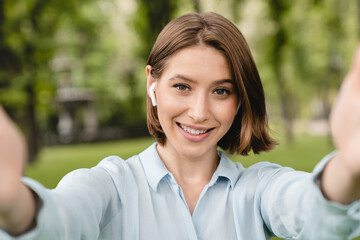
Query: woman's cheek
213 100 237 120
158 94 184 117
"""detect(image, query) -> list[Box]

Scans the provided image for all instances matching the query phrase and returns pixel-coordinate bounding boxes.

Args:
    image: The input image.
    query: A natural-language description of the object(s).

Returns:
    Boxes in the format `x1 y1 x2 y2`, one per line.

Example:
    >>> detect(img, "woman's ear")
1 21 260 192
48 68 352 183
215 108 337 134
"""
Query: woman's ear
146 65 157 106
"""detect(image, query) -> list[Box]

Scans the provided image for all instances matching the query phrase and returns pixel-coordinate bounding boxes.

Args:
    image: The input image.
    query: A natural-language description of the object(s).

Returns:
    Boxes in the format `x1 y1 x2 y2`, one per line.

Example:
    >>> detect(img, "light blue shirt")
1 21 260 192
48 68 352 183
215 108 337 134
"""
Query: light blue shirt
1 143 360 240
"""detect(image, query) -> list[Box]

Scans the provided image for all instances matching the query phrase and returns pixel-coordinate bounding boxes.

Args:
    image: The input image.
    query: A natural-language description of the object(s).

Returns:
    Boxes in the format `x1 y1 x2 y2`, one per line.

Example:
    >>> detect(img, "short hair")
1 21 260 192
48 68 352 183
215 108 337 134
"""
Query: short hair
146 12 276 155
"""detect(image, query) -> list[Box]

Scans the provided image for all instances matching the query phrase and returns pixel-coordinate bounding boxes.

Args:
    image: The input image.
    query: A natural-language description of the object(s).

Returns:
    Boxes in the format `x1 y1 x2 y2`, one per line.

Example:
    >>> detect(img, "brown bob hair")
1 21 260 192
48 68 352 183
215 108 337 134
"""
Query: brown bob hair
146 12 276 155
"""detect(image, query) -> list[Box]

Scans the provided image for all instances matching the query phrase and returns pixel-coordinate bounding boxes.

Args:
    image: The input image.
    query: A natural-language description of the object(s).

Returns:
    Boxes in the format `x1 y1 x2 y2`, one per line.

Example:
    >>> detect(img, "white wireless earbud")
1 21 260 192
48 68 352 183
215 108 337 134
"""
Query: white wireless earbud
149 82 157 106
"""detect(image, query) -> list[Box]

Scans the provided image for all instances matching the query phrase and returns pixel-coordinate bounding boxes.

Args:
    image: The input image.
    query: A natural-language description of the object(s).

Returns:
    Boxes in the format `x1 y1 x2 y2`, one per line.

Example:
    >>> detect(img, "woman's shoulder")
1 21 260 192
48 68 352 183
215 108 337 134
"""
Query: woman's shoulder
242 161 303 180
97 155 130 171
95 154 141 179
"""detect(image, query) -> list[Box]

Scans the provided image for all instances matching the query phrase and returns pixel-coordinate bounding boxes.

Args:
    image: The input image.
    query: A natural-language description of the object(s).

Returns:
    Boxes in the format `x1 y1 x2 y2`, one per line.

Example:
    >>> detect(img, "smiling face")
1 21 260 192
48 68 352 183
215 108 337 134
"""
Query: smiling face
147 45 238 160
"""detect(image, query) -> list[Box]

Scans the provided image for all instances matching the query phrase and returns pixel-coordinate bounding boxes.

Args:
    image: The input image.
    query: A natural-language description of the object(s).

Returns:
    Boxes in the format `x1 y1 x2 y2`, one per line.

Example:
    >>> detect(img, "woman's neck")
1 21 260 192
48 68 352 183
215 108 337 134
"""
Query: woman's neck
156 143 220 185
156 143 220 215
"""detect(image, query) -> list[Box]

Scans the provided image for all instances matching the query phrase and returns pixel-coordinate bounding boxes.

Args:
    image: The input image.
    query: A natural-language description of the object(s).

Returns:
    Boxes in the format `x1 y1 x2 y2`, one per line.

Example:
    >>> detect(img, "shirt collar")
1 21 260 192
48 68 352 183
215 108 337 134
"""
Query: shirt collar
139 143 169 192
213 150 243 189
139 143 243 191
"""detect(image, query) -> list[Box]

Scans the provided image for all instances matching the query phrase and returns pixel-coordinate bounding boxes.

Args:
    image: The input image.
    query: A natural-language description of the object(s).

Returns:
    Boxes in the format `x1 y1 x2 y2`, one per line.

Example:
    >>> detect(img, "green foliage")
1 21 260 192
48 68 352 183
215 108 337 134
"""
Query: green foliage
1 0 359 162
0 0 120 159
237 0 359 136
132 0 179 60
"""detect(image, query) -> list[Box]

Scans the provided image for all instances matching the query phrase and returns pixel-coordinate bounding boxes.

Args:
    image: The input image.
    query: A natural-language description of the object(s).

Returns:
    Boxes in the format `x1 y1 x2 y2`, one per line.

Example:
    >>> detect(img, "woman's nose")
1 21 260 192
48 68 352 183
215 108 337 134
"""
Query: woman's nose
187 93 210 123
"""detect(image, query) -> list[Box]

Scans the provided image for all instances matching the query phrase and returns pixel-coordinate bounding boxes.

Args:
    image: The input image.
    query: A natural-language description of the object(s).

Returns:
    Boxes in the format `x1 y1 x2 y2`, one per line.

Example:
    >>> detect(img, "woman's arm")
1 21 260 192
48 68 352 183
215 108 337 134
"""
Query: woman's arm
0 107 38 235
321 45 360 204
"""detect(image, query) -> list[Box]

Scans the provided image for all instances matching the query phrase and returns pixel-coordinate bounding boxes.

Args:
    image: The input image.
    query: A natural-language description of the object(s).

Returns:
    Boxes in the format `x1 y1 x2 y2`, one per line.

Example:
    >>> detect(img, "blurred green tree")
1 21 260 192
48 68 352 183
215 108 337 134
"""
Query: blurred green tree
266 0 295 143
247 0 357 142
0 0 112 161
283 0 357 127
133 0 179 61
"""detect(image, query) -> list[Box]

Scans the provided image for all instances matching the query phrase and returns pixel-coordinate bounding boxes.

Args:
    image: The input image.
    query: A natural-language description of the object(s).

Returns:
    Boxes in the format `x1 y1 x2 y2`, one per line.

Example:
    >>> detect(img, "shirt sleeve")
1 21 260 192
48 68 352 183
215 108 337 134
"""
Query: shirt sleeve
259 152 360 240
0 156 123 240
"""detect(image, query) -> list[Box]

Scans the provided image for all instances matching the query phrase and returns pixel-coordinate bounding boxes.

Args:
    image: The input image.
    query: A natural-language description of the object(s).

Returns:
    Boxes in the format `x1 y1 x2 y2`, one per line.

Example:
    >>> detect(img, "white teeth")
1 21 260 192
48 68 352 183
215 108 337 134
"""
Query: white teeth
180 124 207 135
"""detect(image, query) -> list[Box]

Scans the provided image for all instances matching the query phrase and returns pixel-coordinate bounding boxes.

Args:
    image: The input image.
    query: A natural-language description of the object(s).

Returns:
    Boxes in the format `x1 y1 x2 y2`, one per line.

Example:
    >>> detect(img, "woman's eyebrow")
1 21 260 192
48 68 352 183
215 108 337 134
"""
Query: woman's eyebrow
212 79 234 85
169 74 233 85
168 74 196 83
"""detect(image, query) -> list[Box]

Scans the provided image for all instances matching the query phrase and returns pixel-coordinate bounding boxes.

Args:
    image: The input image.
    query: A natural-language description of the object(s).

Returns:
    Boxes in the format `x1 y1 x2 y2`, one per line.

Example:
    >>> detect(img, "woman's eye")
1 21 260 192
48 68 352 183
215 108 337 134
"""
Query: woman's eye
214 89 229 96
174 84 190 92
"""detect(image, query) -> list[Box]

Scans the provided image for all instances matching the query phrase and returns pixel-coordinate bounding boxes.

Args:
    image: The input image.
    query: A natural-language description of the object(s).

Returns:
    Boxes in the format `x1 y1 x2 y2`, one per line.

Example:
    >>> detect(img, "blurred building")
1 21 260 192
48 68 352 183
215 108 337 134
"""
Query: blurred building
51 57 98 143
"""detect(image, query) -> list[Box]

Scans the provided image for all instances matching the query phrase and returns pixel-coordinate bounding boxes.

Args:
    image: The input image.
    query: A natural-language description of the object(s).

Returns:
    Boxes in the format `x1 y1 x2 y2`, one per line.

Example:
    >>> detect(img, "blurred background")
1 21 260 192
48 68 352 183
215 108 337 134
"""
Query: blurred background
1 1 359 239
0 0 358 162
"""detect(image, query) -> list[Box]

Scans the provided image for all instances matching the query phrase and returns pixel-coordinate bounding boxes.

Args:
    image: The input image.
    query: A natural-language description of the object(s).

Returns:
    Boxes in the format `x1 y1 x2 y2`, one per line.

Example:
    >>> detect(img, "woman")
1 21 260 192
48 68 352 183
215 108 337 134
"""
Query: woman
0 12 359 240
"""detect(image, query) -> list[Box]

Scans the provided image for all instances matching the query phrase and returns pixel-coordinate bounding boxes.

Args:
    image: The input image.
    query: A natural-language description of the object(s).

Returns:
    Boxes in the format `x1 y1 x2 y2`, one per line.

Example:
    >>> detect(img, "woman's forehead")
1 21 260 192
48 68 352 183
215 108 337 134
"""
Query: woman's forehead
161 46 232 81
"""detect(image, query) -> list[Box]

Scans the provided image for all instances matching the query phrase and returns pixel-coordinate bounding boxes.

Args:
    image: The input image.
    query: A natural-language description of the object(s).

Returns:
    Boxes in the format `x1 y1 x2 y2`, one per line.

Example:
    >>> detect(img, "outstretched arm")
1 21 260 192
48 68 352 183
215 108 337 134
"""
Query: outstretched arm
321 45 360 204
0 107 38 235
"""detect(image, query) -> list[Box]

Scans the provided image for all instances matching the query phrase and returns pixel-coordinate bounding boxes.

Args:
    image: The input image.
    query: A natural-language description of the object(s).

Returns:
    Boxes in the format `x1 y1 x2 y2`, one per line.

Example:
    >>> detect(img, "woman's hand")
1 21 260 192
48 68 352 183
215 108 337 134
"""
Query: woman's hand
330 45 360 176
321 45 360 204
0 106 27 205
0 106 37 235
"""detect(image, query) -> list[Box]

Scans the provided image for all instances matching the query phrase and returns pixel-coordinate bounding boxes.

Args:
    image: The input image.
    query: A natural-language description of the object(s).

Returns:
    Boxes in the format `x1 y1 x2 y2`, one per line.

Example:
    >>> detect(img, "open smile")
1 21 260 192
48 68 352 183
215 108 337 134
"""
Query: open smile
176 122 215 136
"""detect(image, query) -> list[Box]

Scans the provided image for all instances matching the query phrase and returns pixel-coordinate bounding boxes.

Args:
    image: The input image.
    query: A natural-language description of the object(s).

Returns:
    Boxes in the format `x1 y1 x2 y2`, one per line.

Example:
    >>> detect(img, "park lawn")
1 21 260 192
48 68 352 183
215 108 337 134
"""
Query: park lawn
231 133 335 171
26 134 334 188
26 137 156 188
25 134 360 240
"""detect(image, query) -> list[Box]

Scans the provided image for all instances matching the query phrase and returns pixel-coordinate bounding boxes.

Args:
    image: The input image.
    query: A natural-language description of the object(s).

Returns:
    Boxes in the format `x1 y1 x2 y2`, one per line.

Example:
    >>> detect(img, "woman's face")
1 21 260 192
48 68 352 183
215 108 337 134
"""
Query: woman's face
147 45 238 160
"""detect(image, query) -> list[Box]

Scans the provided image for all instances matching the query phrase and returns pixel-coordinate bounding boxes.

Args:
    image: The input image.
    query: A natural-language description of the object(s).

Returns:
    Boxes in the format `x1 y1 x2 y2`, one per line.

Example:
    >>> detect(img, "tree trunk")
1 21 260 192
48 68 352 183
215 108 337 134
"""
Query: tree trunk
268 0 294 143
194 0 201 13
276 72 294 143
24 81 39 163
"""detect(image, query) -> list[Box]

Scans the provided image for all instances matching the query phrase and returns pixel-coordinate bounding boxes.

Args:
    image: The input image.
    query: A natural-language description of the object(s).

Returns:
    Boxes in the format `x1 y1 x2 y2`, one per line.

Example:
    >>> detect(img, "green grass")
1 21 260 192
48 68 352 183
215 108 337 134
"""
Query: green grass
26 134 334 188
25 134 359 240
26 137 155 188
231 133 335 171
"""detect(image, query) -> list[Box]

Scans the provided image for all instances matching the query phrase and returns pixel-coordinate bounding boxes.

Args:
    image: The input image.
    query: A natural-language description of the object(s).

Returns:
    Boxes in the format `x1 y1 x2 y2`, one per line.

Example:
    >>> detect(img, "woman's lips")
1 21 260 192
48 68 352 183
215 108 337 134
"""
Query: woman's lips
176 122 214 142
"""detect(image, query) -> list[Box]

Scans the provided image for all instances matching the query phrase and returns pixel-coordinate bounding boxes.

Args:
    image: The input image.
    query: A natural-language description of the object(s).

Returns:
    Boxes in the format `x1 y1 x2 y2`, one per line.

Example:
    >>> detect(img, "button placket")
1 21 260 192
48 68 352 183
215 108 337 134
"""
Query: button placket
167 174 199 240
